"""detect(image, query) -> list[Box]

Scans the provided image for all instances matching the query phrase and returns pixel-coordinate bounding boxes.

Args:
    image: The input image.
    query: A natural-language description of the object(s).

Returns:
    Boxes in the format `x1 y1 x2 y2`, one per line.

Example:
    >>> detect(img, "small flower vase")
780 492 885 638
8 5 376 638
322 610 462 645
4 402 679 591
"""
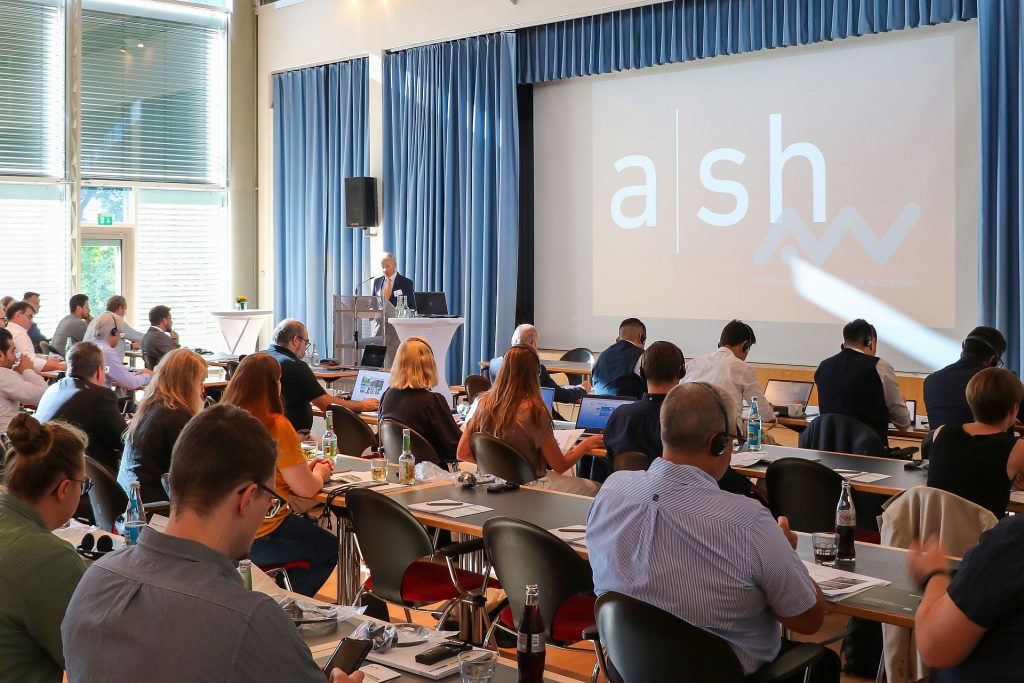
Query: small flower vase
235 301 248 311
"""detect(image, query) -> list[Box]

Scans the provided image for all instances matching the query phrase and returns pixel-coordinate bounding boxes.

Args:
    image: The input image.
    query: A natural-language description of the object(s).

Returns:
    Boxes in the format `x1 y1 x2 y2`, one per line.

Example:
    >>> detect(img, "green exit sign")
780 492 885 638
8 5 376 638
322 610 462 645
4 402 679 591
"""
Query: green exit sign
97 214 114 226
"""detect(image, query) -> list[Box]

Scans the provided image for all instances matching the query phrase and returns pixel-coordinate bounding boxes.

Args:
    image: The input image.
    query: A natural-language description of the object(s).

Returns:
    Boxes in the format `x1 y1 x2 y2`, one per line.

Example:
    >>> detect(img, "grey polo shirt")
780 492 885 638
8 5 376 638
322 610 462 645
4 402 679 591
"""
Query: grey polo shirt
62 528 324 682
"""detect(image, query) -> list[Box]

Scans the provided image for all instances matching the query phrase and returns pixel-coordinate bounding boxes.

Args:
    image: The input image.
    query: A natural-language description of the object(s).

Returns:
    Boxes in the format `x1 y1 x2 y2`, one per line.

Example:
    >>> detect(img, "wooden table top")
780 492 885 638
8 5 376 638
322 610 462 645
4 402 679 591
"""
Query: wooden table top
776 415 930 441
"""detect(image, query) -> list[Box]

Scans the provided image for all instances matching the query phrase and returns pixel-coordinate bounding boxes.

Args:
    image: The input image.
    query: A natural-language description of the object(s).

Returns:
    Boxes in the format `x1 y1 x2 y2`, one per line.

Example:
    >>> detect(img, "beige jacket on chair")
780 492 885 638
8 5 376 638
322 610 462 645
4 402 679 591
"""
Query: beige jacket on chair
878 486 998 683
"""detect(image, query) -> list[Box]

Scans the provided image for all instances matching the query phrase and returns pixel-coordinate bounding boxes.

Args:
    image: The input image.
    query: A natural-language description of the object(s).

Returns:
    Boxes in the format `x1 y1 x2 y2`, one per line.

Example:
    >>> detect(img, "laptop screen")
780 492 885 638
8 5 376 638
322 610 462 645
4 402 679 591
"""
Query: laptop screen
905 399 917 423
540 387 555 415
764 379 814 407
575 396 633 431
359 345 387 368
414 291 448 316
351 370 390 402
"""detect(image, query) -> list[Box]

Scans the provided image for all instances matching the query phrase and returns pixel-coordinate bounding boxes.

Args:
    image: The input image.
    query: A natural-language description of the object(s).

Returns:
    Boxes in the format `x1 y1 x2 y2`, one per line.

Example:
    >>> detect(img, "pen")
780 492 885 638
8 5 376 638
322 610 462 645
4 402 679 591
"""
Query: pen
426 501 464 507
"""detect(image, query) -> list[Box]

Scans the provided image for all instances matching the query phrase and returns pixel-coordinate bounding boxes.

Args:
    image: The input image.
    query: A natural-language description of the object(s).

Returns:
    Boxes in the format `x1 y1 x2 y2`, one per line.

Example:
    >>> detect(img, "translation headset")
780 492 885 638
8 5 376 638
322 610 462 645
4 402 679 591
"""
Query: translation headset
738 320 754 354
638 342 685 383
964 335 1002 366
691 382 733 457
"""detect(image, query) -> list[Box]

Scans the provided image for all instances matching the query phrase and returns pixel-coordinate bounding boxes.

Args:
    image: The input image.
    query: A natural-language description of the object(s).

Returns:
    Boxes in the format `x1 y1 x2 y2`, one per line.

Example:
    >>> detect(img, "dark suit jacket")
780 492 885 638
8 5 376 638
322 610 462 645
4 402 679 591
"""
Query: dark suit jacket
141 327 180 368
372 273 416 310
35 376 127 473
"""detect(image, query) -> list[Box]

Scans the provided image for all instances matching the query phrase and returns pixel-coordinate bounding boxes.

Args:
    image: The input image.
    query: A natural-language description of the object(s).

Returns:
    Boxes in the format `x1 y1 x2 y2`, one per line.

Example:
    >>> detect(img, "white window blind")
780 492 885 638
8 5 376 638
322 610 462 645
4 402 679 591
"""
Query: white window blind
0 184 69 335
134 189 228 351
81 2 226 184
0 0 65 178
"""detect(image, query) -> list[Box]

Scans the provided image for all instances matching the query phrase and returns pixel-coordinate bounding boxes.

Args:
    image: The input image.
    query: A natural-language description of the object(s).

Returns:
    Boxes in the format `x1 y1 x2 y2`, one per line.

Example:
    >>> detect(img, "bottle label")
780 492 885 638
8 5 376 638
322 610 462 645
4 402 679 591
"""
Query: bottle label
517 633 544 653
836 510 856 526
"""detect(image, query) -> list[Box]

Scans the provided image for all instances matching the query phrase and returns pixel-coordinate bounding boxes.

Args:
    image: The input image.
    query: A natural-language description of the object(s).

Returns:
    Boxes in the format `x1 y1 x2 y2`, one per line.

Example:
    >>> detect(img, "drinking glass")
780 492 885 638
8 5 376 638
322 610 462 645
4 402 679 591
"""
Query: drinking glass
812 532 839 566
300 441 318 462
371 457 388 483
459 651 496 683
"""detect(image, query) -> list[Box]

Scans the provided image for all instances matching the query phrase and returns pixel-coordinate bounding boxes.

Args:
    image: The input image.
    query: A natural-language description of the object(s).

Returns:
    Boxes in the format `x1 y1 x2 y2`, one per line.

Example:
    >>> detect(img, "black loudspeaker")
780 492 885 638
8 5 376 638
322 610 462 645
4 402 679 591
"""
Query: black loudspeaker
345 177 378 227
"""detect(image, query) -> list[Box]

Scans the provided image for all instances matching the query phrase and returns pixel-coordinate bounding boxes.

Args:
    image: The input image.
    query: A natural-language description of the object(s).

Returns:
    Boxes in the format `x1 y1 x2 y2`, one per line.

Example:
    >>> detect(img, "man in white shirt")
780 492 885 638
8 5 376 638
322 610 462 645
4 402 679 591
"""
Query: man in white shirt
682 319 774 426
83 295 144 363
88 313 152 391
0 328 47 433
4 302 64 373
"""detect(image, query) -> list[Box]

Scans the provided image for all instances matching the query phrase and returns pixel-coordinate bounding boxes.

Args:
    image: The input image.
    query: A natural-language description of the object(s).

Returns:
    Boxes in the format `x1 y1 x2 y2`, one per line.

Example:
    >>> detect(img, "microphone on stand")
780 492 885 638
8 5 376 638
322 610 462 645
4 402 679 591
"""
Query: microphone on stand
354 275 376 294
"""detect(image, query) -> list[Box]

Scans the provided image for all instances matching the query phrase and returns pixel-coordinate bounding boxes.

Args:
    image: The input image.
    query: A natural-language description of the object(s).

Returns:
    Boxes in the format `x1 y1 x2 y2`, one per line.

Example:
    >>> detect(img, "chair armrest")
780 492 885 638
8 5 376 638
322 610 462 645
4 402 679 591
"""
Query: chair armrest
435 537 486 558
581 625 599 642
756 643 826 683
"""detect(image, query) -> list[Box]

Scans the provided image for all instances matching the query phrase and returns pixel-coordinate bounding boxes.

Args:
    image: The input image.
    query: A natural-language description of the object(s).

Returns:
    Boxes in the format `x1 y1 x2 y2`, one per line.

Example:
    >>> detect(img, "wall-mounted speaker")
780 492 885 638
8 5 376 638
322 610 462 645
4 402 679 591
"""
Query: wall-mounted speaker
345 177 378 228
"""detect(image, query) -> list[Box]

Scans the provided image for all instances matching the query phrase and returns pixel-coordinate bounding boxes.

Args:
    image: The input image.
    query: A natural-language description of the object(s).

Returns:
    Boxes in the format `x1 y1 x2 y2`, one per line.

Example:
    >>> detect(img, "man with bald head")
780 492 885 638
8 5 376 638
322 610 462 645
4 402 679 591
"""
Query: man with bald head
372 252 416 311
486 324 591 403
266 318 378 432
587 382 836 680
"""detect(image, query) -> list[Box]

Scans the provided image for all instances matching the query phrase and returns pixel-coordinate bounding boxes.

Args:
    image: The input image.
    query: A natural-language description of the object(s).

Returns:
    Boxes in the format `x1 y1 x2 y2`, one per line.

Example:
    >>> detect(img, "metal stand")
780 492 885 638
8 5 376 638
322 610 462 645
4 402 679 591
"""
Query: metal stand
455 531 488 644
335 510 362 606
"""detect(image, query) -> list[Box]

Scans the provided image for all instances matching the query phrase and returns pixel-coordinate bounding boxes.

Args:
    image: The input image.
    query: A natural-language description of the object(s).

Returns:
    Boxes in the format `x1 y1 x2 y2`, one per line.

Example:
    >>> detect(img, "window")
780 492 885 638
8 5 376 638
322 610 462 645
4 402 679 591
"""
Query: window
81 0 227 184
0 0 65 177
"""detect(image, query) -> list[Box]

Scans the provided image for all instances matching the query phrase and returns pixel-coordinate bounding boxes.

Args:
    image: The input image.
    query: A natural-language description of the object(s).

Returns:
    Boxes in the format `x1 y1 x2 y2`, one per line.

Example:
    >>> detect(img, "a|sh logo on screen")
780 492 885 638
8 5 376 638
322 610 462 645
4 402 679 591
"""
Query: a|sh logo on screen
609 113 920 265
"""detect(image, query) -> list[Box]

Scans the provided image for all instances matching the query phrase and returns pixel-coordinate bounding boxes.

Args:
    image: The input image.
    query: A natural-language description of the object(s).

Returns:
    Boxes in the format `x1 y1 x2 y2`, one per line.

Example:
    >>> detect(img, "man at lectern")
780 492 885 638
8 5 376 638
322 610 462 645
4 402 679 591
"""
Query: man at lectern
372 252 416 311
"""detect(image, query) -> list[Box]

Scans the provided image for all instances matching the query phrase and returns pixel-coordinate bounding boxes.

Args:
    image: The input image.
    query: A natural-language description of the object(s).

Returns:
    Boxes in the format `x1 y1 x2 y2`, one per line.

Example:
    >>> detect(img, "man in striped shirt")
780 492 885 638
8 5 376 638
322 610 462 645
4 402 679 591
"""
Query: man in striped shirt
588 382 834 678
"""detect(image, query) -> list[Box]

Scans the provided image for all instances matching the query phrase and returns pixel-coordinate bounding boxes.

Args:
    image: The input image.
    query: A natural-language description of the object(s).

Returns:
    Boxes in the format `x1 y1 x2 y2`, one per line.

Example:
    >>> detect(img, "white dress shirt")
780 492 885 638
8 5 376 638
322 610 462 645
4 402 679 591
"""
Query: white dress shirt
681 347 775 424
0 366 47 433
84 314 144 362
6 322 48 371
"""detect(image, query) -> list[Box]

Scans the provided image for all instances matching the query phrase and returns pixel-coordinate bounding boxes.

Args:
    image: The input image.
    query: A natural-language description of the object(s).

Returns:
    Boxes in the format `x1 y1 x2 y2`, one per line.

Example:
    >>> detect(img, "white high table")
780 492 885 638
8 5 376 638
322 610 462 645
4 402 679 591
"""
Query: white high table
210 309 274 355
389 317 464 395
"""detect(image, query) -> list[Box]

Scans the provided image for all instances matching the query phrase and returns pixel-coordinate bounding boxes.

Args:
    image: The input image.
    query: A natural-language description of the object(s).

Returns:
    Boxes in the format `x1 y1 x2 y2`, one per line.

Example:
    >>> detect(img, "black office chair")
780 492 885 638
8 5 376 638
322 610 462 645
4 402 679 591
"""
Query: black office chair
483 517 599 680
378 419 443 465
558 347 593 386
799 413 886 457
464 374 491 403
224 360 240 380
611 451 654 473
346 488 497 627
592 591 825 683
765 457 843 533
329 404 377 456
143 351 161 371
84 456 169 533
469 433 537 486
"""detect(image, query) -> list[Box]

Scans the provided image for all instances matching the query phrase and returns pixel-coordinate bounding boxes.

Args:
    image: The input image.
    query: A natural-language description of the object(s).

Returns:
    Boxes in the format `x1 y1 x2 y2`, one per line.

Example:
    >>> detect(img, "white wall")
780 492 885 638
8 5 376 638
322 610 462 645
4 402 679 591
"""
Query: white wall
255 0 664 309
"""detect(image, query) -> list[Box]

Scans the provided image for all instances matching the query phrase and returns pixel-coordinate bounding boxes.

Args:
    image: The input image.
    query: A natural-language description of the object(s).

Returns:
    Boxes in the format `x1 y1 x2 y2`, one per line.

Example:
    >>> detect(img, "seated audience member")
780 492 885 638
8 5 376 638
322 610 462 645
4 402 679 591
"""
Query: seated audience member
88 312 152 391
83 295 144 362
35 342 127 473
591 318 647 399
0 328 47 433
0 295 14 318
683 319 775 425
926 368 1024 520
49 294 91 358
118 349 206 503
141 305 181 368
23 292 47 352
907 523 1024 680
587 383 836 680
924 327 1007 430
379 336 460 462
814 318 911 444
5 302 64 372
266 318 377 432
221 354 337 597
62 405 363 683
486 324 591 401
0 413 88 683
457 344 604 496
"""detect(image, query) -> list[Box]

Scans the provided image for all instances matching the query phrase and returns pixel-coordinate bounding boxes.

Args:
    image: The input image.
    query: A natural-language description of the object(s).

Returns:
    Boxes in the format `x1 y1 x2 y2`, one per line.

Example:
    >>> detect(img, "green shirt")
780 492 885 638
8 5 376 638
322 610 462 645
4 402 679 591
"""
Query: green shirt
0 493 85 683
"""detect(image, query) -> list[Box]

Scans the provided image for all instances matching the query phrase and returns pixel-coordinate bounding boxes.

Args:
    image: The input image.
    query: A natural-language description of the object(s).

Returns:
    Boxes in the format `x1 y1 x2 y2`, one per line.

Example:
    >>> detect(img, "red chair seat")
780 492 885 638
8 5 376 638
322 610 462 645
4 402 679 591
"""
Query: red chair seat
499 593 596 644
258 560 311 572
364 560 500 603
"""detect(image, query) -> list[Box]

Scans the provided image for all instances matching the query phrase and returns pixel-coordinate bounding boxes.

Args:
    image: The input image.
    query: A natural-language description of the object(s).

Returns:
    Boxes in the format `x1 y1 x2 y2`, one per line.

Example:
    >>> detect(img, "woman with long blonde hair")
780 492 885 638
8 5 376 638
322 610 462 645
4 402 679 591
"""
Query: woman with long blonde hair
378 336 461 462
117 348 207 502
457 344 603 495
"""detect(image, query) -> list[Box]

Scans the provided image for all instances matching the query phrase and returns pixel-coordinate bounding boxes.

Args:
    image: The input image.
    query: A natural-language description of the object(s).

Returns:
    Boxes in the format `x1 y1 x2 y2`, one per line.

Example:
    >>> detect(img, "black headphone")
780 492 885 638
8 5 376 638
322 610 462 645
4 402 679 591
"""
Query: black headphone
964 335 1003 366
739 321 754 354
692 382 733 457
638 342 685 383
76 532 114 560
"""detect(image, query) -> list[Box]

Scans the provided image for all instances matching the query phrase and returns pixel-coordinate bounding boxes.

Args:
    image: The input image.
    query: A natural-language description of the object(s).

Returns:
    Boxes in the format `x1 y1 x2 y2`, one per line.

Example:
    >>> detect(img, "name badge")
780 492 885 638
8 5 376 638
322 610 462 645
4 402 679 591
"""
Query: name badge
394 289 403 296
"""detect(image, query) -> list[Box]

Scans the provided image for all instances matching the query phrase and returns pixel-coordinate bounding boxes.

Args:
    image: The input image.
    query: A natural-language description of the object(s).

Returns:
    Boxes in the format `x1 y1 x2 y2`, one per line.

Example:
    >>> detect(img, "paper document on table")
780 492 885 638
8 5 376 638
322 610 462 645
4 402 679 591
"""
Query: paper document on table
365 632 486 680
803 561 890 597
834 470 889 483
554 429 584 454
731 453 763 467
407 499 493 518
548 525 588 548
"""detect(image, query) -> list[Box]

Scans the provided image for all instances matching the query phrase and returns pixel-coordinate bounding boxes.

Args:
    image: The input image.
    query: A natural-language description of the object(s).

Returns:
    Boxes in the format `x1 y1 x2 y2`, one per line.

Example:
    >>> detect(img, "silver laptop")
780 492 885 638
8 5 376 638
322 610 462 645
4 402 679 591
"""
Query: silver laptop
351 370 390 402
574 395 634 435
764 379 814 408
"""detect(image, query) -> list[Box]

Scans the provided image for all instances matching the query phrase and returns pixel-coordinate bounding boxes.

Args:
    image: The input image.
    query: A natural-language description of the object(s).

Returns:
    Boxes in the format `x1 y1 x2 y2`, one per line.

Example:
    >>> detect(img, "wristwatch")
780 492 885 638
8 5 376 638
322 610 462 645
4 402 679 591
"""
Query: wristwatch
918 568 950 593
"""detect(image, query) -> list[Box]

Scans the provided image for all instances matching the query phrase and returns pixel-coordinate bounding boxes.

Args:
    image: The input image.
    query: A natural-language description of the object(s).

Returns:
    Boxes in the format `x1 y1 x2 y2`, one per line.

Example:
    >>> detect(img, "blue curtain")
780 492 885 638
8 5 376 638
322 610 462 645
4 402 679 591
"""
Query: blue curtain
518 0 977 83
980 0 1024 373
383 33 520 381
273 58 370 354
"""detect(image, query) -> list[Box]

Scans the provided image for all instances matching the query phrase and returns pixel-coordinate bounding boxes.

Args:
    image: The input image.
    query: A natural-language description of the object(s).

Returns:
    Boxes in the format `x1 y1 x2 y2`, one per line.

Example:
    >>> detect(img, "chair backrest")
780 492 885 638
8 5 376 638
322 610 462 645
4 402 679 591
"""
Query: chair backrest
464 375 491 403
483 517 594 642
345 488 435 606
799 413 886 457
143 351 161 371
595 592 745 683
765 457 843 533
84 455 128 532
378 419 441 465
612 451 654 473
559 347 594 385
40 340 53 356
330 404 377 457
470 432 537 485
224 360 240 380
880 486 998 555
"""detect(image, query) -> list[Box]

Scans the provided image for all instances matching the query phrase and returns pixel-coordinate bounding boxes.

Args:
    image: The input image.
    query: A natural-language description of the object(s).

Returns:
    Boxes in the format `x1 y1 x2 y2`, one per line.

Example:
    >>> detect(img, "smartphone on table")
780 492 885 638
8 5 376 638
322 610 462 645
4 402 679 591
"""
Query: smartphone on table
322 637 373 676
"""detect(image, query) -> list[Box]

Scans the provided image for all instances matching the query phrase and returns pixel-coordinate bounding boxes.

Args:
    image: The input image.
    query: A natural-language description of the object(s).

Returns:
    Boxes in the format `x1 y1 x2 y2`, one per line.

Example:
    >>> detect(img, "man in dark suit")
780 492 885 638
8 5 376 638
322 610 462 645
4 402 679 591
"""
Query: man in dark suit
34 341 127 473
591 318 647 399
141 305 180 369
372 252 416 311
486 324 591 402
924 326 1007 430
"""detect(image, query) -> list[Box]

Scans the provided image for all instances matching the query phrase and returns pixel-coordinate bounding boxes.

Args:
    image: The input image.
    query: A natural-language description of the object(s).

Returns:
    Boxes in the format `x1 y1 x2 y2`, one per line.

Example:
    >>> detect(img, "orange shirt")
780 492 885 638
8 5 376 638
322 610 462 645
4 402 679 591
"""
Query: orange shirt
257 414 306 538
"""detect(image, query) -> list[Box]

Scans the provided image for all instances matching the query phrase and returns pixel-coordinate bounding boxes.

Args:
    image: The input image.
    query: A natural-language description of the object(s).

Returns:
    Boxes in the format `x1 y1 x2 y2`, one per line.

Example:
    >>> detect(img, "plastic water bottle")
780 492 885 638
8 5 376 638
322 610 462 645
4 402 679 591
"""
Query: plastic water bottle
123 480 146 546
322 411 337 460
398 429 416 485
310 341 319 366
747 397 762 452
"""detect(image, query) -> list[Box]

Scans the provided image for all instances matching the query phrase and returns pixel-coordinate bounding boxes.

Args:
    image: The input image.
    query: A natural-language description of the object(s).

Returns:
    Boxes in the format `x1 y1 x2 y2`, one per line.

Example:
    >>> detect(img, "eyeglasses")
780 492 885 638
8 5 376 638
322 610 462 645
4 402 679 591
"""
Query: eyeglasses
53 477 93 496
240 482 290 519
111 327 120 336
298 336 309 345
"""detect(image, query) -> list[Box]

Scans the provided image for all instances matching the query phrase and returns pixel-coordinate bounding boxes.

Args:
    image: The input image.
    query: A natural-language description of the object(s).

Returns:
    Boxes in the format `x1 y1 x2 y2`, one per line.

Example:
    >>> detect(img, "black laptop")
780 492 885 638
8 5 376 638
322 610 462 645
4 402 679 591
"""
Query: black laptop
341 344 387 370
414 291 457 317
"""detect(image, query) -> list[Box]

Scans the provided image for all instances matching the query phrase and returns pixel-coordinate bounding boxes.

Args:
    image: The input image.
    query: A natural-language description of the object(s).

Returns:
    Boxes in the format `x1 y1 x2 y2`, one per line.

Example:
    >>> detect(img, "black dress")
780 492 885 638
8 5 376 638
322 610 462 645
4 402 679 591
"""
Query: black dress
378 387 461 462
927 424 1017 519
117 404 193 503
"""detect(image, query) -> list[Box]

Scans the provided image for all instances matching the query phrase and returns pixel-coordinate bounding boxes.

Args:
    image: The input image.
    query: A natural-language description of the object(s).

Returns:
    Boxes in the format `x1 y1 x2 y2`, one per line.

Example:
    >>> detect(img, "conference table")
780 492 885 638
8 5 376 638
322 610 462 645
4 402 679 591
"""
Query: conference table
775 415 931 441
478 359 593 378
